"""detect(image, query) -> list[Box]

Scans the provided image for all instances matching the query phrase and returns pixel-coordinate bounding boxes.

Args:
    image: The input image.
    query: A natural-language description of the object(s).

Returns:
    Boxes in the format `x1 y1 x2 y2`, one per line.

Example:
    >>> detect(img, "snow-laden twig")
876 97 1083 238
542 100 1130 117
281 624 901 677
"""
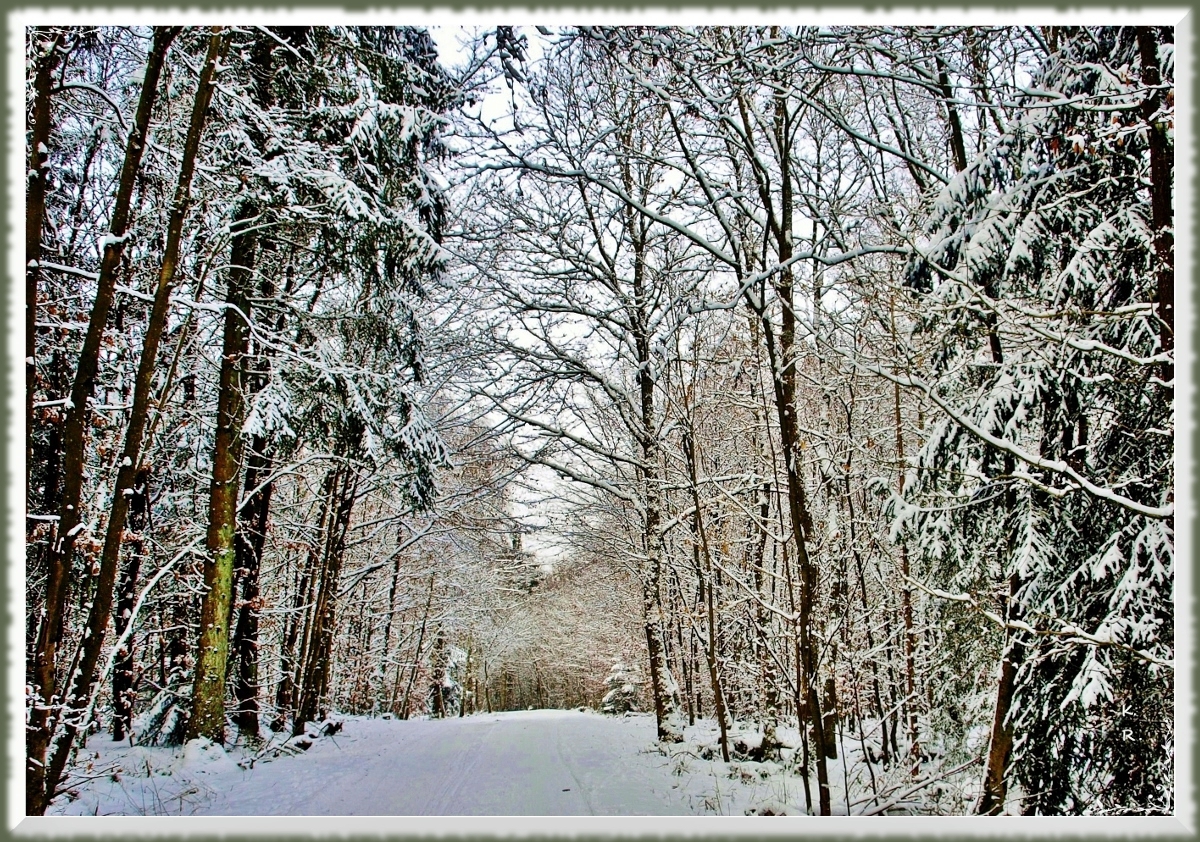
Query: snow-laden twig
856 754 983 815
55 536 205 774
53 81 129 131
853 360 1173 520
32 260 100 281
901 574 1173 669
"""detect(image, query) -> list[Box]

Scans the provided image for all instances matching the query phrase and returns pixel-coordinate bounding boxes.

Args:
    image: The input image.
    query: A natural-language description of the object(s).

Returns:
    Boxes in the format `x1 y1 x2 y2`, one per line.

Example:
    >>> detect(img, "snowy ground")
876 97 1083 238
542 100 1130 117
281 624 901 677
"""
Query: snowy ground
48 709 983 816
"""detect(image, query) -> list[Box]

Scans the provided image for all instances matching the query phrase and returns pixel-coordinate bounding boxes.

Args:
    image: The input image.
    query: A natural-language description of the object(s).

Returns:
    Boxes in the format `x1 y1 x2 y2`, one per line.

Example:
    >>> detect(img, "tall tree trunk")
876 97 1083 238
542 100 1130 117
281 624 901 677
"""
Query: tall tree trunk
620 137 680 743
431 630 447 718
751 479 781 758
976 274 1022 812
294 467 358 732
978 573 1022 814
1136 27 1174 386
671 574 695 726
25 28 67 735
460 644 471 717
230 434 273 738
683 429 731 762
769 84 833 813
188 196 258 743
373 541 405 715
26 27 182 816
111 467 151 742
891 300 921 772
934 50 969 173
276 483 334 729
732 64 832 812
229 262 291 736
188 24 287 744
779 538 812 812
26 27 64 513
400 574 436 719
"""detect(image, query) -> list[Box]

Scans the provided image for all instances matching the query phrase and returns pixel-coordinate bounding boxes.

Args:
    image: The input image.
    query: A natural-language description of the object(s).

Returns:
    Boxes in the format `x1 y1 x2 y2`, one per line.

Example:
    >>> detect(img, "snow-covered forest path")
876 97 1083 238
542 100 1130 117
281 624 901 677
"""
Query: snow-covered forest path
142 711 695 816
206 710 690 815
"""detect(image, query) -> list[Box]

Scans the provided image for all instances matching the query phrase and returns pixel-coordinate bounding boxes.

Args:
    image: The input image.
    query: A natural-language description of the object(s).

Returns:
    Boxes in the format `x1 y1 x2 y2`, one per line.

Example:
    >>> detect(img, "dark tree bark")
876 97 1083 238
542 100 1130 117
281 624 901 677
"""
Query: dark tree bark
230 433 273 738
230 263 291 737
772 85 834 811
728 66 832 813
978 572 1022 815
189 24 286 745
276 476 335 730
373 537 405 714
891 300 921 772
111 467 151 742
934 51 969 173
976 276 1022 812
293 466 358 733
26 27 64 515
1136 27 1174 387
750 480 781 758
400 574 436 719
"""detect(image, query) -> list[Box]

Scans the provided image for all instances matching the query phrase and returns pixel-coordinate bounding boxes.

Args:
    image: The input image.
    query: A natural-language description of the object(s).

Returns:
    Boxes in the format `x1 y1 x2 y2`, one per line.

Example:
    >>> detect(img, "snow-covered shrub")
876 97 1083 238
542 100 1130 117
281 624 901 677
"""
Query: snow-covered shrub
600 659 641 714
133 690 189 747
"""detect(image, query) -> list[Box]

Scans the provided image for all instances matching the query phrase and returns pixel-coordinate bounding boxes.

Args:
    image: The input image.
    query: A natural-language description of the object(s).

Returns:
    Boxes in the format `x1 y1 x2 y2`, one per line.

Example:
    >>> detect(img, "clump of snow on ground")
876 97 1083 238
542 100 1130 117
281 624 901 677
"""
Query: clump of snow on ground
665 718 986 815
173 737 239 776
48 725 330 816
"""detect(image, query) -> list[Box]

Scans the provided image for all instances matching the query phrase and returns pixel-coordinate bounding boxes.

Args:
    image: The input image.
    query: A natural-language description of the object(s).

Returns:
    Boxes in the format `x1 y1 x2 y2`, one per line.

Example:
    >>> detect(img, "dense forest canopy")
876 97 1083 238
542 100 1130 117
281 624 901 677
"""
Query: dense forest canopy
23 23 1175 816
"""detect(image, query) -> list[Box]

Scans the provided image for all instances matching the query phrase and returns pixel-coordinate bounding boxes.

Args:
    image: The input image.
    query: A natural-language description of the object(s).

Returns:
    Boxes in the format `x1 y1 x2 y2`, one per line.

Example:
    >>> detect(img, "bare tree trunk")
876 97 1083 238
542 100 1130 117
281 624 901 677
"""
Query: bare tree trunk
483 661 492 713
431 630 447 718
400 574 436 719
26 27 64 512
730 66 832 812
25 27 66 777
890 300 921 772
683 429 731 762
187 23 292 744
231 434 273 738
770 116 834 815
373 541 404 715
109 547 141 743
276 487 332 730
619 137 680 743
460 643 471 717
751 479 781 758
27 27 179 816
934 50 969 173
111 467 151 742
976 265 1022 812
673 577 695 726
294 467 358 732
978 572 1022 814
1136 27 1174 387
187 192 257 744
229 261 291 735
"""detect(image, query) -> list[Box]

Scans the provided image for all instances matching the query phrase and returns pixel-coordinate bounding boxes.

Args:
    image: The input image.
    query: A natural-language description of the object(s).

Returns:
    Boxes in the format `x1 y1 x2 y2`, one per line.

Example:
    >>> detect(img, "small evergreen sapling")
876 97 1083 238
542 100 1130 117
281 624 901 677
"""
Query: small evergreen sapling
600 659 641 715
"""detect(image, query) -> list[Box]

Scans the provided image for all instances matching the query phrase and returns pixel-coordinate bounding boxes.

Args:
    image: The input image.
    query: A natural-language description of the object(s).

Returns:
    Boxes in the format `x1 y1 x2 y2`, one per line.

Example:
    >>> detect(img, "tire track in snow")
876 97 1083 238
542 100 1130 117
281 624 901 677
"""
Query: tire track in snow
554 717 596 815
425 718 494 814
